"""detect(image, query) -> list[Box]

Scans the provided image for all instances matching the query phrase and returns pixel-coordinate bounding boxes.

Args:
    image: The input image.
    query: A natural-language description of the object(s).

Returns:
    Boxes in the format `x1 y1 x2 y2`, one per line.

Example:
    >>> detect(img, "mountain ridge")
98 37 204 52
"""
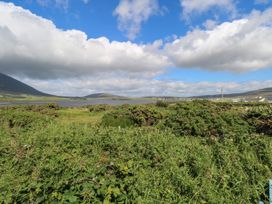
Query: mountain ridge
193 87 272 99
1 73 271 100
0 73 51 96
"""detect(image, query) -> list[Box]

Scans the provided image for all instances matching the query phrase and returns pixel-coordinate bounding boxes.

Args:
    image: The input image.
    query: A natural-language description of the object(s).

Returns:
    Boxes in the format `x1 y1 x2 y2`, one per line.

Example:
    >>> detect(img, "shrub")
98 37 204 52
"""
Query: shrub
245 105 272 136
163 101 251 137
88 104 112 112
0 102 272 203
0 110 53 130
0 104 59 130
156 100 169 108
101 105 163 128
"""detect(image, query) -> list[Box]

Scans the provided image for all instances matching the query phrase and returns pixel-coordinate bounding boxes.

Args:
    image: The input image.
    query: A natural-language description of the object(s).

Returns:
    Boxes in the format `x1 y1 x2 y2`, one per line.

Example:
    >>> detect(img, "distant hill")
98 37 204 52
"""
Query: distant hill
85 93 128 99
194 87 272 100
0 73 51 96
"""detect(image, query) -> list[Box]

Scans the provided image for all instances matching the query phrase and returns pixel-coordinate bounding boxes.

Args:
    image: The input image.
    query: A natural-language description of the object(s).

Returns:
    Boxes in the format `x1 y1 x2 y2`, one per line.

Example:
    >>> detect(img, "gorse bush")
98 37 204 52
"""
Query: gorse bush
155 100 169 108
0 124 271 203
0 111 51 129
245 105 272 136
88 104 112 113
0 105 58 130
163 101 251 137
0 102 271 203
101 105 162 127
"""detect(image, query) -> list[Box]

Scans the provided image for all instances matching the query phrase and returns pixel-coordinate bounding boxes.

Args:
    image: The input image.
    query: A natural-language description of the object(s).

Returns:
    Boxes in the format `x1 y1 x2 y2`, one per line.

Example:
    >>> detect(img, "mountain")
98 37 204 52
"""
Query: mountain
241 87 272 96
85 93 128 99
0 73 51 96
194 87 272 100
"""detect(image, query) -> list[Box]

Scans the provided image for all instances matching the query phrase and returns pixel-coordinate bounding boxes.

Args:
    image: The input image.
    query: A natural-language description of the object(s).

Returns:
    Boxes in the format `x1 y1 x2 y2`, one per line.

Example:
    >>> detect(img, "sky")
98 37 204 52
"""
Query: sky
0 0 272 97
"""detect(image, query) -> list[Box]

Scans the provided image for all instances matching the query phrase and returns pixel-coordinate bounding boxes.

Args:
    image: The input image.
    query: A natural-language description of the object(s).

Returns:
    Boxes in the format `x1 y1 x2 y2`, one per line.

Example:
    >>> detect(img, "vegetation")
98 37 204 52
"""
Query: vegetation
0 101 271 203
101 105 162 128
155 100 169 108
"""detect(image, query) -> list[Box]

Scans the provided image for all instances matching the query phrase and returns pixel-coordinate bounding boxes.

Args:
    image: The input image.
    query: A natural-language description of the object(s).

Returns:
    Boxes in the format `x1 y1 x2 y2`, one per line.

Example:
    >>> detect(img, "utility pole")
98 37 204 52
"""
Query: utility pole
221 87 224 100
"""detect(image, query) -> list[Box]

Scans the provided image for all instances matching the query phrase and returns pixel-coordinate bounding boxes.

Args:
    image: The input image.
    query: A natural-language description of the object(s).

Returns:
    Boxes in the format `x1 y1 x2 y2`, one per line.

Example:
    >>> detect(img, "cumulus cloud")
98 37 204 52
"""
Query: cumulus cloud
21 76 272 97
165 8 272 72
180 0 237 21
0 2 169 79
1 2 272 97
114 0 160 40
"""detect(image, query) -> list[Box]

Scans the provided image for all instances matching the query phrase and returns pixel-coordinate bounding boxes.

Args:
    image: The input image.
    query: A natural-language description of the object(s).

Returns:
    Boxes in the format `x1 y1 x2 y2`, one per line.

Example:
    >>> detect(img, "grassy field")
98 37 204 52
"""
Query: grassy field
0 101 271 203
0 95 81 102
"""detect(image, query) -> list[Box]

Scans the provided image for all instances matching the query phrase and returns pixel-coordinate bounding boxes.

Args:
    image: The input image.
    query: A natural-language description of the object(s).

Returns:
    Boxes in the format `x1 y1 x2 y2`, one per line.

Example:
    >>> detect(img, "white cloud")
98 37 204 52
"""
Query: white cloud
1 2 272 97
114 0 160 40
0 2 169 80
180 0 237 21
203 19 218 30
165 8 272 72
21 76 272 97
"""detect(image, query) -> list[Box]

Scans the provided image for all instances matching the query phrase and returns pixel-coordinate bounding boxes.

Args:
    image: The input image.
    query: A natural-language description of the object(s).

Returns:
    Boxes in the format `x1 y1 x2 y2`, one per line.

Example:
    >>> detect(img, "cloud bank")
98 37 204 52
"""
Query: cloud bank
22 76 272 97
0 2 272 96
165 8 272 72
0 2 168 79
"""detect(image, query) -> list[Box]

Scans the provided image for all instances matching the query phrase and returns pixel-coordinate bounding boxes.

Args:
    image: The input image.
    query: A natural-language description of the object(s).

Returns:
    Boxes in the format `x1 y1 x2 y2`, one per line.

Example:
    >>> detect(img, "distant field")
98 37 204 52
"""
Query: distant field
0 96 157 107
0 101 271 203
0 95 75 102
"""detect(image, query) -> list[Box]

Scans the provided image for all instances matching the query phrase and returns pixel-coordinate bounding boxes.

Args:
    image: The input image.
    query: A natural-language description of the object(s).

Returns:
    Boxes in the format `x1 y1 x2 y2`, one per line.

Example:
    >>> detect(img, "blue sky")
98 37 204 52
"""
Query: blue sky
5 0 272 42
0 0 272 96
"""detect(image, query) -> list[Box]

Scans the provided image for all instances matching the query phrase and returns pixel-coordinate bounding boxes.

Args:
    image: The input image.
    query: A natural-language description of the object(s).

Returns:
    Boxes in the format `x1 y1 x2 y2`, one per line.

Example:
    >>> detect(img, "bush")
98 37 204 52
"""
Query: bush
0 110 53 130
101 105 163 128
0 104 59 130
163 101 251 137
156 100 169 108
245 105 272 136
88 104 112 112
0 102 272 203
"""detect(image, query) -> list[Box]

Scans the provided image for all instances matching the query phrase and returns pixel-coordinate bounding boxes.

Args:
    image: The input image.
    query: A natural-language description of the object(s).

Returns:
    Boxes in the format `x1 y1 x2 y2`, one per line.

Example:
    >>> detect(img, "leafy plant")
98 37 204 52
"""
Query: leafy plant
0 102 271 203
156 100 169 108
101 105 162 127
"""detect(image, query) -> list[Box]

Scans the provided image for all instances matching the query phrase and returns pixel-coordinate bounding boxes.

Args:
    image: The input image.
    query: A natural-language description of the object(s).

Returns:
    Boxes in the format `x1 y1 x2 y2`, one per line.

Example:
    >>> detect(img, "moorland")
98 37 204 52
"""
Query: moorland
0 100 271 203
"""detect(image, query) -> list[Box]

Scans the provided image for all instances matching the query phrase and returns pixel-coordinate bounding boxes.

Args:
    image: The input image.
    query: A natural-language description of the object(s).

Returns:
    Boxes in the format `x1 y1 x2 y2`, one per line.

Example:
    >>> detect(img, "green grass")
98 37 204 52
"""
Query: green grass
0 101 271 203
0 95 86 102
58 108 104 125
